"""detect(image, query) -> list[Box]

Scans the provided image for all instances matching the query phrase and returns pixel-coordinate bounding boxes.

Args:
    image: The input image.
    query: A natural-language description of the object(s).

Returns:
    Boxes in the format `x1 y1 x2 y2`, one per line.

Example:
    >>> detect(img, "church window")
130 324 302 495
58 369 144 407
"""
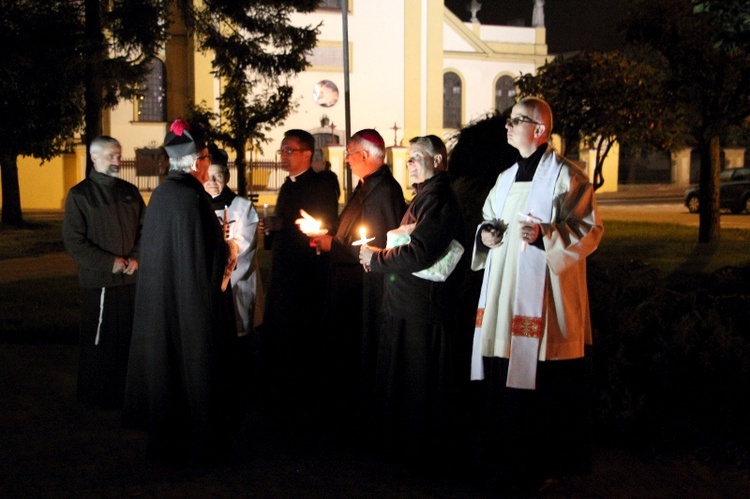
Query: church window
307 43 349 71
443 72 462 129
318 0 351 11
136 58 166 123
495 75 517 113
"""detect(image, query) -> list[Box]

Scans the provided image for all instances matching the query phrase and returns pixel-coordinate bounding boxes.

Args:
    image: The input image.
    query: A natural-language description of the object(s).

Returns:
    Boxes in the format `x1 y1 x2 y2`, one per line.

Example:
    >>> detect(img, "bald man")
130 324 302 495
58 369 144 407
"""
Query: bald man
471 97 604 488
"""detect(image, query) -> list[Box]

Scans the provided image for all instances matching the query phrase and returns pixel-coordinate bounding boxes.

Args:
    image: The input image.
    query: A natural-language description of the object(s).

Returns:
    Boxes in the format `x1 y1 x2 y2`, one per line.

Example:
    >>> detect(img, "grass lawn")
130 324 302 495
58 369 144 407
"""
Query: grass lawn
2 216 749 343
0 218 64 260
591 221 750 274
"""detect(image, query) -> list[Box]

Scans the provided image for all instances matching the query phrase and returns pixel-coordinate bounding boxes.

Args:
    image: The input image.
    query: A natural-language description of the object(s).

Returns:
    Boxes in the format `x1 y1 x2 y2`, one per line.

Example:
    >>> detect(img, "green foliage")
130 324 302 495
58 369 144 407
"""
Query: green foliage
181 0 320 195
516 50 686 189
625 0 750 141
625 0 750 242
589 260 750 466
175 0 320 195
0 0 85 160
693 0 750 53
100 1 170 106
448 111 518 250
0 0 169 225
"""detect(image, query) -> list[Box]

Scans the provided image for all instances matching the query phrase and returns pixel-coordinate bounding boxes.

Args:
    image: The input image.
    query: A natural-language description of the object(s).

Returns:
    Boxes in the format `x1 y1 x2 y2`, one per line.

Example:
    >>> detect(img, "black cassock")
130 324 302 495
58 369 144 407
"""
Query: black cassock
322 164 406 433
123 171 238 460
368 171 465 466
261 168 339 429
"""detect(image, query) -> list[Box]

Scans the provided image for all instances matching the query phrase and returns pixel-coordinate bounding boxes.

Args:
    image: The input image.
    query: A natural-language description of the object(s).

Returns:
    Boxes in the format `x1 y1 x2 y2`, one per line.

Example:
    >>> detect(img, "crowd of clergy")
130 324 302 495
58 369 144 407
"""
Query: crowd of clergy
63 97 603 492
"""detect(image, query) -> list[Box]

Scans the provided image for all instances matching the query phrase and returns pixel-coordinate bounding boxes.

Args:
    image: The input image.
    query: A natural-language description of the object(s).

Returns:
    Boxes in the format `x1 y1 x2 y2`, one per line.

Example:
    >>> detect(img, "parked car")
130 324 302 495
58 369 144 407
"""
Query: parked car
684 167 750 214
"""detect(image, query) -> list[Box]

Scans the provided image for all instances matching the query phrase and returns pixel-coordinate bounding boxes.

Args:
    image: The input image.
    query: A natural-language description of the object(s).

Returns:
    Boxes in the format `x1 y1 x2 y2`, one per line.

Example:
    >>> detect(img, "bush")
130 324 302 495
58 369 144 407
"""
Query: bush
589 260 750 466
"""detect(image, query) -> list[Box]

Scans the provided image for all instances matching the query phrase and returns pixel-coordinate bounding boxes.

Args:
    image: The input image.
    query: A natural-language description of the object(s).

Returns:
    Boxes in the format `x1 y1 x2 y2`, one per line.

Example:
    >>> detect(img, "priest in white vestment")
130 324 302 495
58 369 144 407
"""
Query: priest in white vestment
471 97 603 489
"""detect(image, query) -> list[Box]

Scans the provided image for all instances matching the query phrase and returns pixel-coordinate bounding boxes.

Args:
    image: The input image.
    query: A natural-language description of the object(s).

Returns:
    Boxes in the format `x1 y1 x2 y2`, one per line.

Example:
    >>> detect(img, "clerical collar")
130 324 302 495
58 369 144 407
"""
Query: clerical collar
210 186 237 211
515 143 548 182
288 167 310 182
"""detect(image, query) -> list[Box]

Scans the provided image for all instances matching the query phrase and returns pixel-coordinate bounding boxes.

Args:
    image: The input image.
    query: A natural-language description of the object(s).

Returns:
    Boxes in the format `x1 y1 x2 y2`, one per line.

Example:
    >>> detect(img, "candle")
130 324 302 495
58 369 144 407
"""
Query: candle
517 210 536 252
351 225 374 246
223 205 229 240
263 203 270 236
295 209 327 255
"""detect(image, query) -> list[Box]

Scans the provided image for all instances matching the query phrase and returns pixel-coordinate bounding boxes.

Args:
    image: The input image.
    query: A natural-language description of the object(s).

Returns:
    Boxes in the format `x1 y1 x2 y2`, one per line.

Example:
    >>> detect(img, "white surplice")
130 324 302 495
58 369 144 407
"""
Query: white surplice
471 148 604 381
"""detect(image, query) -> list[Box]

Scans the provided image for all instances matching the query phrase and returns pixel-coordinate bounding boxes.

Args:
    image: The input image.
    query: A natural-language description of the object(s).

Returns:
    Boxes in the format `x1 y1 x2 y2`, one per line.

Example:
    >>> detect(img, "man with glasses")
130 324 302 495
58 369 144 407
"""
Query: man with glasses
124 120 239 462
311 129 406 439
259 129 338 433
470 98 604 490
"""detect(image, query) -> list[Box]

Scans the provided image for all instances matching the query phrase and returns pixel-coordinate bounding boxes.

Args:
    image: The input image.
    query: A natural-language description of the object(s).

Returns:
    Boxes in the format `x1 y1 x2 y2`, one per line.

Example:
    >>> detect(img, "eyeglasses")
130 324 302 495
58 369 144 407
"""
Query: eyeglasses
277 148 309 155
506 116 541 127
197 153 212 161
345 149 364 157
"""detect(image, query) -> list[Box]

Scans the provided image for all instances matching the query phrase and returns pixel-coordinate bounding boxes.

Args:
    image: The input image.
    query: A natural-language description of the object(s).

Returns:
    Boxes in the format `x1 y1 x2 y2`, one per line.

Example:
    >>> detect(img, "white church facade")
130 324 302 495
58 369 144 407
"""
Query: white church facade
11 0 620 210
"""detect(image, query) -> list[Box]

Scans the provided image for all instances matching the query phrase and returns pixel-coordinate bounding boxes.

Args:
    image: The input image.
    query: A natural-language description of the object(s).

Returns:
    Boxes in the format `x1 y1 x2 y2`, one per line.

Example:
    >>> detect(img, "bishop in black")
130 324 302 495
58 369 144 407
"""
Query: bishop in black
123 121 239 462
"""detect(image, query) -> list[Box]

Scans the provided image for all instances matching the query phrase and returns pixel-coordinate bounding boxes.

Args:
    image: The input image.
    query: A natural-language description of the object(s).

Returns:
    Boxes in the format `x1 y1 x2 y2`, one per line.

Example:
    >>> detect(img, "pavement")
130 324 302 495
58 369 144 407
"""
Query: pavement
3 186 750 497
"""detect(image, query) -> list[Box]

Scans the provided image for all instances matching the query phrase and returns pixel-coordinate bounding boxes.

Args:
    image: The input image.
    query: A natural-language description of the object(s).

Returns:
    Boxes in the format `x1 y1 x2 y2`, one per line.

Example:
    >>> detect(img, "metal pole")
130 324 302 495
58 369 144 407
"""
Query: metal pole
341 0 353 199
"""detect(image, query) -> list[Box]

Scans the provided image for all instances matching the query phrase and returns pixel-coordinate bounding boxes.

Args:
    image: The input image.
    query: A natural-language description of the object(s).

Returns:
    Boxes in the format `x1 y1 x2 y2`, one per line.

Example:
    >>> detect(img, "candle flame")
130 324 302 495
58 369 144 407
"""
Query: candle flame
295 209 324 235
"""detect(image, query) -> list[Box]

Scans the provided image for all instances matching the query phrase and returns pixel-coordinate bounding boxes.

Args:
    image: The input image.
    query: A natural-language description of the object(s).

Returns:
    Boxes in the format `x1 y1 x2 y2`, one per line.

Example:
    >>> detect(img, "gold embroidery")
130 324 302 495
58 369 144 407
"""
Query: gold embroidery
511 315 543 338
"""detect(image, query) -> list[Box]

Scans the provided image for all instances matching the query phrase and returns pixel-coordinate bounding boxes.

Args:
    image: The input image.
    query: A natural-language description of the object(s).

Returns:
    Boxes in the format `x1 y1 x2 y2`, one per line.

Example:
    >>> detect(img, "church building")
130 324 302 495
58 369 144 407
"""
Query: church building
9 0 555 210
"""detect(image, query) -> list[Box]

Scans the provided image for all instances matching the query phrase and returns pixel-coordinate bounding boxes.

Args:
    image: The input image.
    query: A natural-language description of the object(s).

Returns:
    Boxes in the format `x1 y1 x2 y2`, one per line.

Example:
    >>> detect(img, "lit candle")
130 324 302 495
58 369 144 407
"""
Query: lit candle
295 209 327 255
263 203 270 236
352 225 374 246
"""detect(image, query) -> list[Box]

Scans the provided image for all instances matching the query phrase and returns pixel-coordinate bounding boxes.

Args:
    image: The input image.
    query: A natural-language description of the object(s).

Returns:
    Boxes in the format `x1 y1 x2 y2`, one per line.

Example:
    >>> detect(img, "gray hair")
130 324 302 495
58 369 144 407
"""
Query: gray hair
409 135 447 170
353 136 385 160
169 153 198 172
90 136 120 155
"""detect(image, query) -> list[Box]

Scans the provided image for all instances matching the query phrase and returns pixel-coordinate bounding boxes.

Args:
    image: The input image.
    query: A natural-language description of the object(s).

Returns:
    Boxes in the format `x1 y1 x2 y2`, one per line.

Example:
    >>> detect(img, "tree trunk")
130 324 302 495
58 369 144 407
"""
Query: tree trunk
84 0 104 176
592 136 614 191
698 136 721 243
235 142 248 198
0 153 24 226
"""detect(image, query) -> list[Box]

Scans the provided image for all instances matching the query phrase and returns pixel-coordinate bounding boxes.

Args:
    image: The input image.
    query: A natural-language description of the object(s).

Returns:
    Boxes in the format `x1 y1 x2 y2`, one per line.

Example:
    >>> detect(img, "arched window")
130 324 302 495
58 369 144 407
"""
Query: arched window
495 75 517 113
319 0 342 8
136 58 166 122
443 72 462 129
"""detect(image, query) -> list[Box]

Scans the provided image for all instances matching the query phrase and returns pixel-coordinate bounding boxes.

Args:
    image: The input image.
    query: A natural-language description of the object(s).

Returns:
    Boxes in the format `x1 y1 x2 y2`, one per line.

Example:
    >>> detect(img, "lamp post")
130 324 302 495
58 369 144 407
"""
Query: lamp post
341 0 352 199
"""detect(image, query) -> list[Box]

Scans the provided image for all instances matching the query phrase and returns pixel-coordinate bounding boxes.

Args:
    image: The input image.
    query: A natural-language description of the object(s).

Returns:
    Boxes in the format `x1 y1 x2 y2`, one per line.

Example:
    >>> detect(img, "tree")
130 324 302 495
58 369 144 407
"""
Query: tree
0 0 168 226
83 0 169 174
516 50 684 190
692 0 750 52
180 0 320 197
0 1 85 226
625 0 750 243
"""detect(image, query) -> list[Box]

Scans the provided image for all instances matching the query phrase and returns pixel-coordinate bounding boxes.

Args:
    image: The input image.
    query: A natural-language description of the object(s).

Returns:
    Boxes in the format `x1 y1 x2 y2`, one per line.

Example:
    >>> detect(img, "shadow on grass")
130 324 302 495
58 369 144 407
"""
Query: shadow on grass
670 241 720 277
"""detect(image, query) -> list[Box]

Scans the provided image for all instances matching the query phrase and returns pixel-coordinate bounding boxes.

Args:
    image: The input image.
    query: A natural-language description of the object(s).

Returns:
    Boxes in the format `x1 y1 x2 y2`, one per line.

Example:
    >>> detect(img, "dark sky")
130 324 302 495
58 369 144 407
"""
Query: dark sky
444 0 627 54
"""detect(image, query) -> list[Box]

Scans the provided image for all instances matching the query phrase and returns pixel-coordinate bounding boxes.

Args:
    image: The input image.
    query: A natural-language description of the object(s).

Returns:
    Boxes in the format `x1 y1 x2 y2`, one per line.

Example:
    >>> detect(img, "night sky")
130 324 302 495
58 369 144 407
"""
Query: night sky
444 0 627 54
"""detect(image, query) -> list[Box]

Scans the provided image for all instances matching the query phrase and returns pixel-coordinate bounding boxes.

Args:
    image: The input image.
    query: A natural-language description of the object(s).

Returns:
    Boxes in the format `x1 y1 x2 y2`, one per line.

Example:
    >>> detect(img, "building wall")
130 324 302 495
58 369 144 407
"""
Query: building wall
5 2 561 210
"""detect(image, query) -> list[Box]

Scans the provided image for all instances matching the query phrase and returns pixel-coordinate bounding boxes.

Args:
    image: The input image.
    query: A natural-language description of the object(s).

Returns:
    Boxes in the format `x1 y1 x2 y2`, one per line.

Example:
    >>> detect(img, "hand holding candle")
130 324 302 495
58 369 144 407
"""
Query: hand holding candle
358 243 374 272
351 225 375 246
295 209 328 255
517 211 541 252
263 203 270 236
